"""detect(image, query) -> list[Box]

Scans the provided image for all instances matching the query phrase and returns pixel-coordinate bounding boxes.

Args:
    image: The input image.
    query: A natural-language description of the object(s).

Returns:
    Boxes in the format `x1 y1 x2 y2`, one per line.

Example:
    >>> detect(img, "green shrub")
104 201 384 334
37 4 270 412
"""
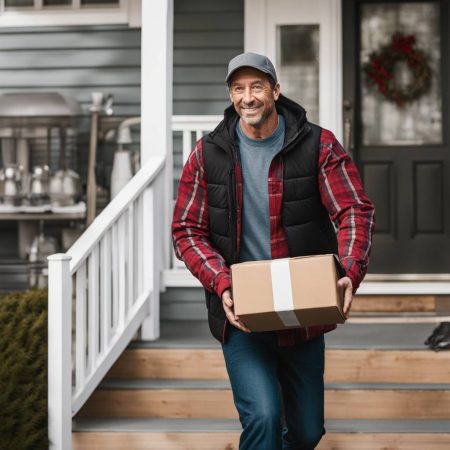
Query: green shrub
0 289 48 450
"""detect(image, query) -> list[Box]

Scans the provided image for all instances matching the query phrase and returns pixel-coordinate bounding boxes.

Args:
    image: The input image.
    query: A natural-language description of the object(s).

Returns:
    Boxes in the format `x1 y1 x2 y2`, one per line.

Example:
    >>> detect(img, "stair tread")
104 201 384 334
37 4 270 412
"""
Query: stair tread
130 320 439 350
99 379 450 391
73 418 450 434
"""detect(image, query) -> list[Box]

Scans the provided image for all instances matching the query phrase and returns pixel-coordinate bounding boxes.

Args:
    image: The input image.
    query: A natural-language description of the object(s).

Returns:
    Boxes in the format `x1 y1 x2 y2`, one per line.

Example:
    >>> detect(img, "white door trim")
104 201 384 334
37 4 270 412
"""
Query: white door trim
244 0 343 142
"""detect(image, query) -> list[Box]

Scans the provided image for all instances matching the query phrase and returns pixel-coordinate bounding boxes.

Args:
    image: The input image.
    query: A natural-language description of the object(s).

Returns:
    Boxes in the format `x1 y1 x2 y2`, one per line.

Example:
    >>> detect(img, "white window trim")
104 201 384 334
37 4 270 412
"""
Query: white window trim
0 0 141 28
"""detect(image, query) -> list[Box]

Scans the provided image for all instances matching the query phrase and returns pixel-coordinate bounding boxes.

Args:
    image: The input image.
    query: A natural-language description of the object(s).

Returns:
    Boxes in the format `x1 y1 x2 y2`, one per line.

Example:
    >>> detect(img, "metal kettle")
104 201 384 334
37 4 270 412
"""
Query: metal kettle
49 169 81 206
3 164 24 205
29 165 50 205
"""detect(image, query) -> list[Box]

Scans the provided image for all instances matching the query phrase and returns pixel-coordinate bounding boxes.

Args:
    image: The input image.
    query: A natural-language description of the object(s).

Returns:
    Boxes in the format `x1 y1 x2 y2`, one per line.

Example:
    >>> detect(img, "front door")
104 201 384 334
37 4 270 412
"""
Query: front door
344 0 450 273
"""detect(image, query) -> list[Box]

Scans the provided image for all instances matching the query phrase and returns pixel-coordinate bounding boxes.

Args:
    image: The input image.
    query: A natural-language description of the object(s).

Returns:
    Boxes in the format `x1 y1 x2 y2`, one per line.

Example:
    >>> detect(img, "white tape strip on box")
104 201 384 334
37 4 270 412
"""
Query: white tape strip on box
270 258 301 327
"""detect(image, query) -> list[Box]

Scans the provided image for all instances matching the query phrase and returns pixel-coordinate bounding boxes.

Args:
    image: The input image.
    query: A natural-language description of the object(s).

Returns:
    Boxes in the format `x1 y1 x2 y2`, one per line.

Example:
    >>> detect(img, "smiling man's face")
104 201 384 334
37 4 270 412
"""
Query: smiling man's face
228 67 280 129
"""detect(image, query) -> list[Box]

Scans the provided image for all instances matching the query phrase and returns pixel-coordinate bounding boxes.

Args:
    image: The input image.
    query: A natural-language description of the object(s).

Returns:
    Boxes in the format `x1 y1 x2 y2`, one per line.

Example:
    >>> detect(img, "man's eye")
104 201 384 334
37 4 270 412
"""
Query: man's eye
252 85 263 92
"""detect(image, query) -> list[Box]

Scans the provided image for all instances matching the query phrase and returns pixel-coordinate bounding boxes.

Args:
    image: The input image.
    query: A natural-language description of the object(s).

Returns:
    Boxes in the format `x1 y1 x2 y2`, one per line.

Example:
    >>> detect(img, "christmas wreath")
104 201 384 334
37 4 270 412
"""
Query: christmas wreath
364 33 432 107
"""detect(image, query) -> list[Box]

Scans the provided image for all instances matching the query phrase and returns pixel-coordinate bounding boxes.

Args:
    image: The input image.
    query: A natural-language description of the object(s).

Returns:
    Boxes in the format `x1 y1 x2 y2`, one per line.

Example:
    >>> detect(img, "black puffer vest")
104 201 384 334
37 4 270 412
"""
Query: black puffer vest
202 95 338 342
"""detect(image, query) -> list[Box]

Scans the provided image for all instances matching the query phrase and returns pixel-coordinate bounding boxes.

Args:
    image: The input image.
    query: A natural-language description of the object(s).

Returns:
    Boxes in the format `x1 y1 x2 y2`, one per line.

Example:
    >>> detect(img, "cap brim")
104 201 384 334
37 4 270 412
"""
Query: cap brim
225 65 274 83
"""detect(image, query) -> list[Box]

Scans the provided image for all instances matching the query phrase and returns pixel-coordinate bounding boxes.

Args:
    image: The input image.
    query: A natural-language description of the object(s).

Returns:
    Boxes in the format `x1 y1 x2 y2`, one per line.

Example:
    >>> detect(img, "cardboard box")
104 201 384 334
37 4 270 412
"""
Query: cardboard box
231 254 346 332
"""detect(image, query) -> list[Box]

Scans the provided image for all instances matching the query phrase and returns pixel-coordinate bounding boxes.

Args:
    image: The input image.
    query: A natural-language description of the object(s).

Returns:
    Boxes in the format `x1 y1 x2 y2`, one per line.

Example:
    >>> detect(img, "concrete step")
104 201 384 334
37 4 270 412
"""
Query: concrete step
77 379 450 420
72 418 450 450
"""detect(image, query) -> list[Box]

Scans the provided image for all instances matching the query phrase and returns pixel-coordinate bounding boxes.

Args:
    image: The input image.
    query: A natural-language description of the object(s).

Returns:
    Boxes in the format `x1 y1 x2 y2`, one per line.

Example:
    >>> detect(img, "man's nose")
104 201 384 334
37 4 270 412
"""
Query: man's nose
242 86 253 103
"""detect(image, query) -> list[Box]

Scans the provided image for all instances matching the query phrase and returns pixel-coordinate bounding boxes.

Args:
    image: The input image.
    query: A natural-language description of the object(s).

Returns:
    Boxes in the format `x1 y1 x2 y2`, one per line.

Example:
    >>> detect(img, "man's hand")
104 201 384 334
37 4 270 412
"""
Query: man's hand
222 289 251 333
338 276 353 319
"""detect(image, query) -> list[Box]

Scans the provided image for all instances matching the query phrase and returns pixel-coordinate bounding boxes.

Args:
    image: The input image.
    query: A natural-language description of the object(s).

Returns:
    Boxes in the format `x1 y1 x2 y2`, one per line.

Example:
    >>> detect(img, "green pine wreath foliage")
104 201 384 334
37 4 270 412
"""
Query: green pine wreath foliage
0 289 48 450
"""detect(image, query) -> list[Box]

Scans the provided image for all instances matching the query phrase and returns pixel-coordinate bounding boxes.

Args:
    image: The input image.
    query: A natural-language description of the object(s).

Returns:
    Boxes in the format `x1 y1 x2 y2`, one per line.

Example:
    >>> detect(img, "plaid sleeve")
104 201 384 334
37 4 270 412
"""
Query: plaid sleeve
318 129 375 292
171 139 231 298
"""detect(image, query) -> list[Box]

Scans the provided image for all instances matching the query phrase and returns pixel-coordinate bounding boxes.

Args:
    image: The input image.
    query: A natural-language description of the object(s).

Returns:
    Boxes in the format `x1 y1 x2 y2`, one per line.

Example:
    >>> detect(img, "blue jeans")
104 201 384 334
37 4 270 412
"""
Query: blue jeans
222 326 325 450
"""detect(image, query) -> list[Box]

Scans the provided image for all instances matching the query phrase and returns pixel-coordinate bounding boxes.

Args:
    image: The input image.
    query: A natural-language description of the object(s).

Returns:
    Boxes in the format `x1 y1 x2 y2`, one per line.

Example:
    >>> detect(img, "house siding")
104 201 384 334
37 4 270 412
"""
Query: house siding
173 0 244 115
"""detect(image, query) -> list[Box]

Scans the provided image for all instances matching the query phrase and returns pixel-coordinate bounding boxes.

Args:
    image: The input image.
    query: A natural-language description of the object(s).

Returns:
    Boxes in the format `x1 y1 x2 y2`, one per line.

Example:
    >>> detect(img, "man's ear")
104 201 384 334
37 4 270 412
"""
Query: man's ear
273 83 281 101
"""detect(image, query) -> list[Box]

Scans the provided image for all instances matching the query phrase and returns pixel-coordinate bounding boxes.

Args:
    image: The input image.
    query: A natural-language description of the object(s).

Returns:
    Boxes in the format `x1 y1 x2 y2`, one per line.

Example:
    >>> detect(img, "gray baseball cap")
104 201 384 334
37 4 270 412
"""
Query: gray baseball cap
225 52 278 84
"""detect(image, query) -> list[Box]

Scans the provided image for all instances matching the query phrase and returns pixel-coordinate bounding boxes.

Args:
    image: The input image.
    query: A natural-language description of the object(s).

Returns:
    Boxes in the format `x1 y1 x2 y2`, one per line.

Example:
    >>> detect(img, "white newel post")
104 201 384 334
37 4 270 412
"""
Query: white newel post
140 184 160 339
48 254 73 450
140 0 173 339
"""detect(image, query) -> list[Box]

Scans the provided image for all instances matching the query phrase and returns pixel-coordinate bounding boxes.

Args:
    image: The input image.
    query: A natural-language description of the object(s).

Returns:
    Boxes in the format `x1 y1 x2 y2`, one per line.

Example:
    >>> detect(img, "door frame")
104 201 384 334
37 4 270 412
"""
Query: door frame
244 0 343 141
343 0 450 276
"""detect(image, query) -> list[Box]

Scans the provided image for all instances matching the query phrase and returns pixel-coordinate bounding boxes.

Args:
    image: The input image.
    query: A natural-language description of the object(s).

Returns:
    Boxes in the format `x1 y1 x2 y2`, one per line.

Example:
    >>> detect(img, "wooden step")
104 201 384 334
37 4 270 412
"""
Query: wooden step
72 418 450 450
107 348 450 383
77 380 450 420
352 295 437 313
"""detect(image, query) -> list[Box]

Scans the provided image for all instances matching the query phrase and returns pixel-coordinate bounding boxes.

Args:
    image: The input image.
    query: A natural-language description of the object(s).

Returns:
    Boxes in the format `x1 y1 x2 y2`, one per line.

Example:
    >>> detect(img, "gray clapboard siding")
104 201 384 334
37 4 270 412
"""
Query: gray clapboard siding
0 68 140 88
173 0 243 116
0 49 141 69
174 31 243 48
174 48 242 66
0 25 141 116
175 0 243 13
0 28 141 50
174 12 244 32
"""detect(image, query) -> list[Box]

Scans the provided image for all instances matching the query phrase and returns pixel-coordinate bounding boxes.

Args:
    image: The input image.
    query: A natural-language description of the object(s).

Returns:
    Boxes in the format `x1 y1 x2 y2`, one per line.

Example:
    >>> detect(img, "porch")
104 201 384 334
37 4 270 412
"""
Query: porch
43 0 450 449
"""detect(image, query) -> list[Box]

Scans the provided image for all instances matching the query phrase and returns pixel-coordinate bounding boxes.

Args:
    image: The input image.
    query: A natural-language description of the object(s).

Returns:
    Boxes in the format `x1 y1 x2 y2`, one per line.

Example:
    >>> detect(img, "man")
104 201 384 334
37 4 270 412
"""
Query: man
172 52 375 449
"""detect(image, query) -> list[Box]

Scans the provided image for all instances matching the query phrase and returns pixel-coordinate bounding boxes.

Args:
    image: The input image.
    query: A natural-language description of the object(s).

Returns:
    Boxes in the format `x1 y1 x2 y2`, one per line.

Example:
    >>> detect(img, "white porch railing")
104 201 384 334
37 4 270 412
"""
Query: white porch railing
47 155 166 450
172 115 222 163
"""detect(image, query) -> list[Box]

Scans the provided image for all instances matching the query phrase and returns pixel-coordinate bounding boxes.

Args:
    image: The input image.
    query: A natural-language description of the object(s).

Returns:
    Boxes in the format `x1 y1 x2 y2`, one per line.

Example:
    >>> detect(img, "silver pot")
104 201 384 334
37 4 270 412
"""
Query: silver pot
28 229 59 288
29 165 50 205
3 164 24 206
49 169 81 206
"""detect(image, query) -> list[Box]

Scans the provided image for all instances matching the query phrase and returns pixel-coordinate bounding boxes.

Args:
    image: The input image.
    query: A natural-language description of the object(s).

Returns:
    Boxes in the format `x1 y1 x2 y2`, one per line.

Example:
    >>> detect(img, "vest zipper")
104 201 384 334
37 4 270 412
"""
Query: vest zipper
228 166 238 264
230 142 243 264
281 123 311 154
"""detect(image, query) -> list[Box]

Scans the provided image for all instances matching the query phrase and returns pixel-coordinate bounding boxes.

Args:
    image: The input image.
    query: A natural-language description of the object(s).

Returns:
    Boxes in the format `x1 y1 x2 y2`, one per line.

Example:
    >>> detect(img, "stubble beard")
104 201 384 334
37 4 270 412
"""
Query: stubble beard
240 101 275 128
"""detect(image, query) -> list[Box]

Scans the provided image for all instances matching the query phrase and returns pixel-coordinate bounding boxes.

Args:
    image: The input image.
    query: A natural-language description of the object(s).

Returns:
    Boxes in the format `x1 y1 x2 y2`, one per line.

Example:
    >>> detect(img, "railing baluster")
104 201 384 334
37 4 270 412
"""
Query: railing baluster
137 193 144 297
75 262 87 393
88 246 99 372
127 204 134 311
133 200 141 299
195 129 203 143
182 130 192 164
118 214 126 329
100 230 112 354
111 223 119 333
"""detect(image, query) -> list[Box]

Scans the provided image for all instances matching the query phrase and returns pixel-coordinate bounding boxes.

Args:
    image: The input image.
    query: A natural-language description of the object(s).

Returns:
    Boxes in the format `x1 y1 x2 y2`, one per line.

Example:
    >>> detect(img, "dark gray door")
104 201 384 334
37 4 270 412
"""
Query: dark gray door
343 0 450 273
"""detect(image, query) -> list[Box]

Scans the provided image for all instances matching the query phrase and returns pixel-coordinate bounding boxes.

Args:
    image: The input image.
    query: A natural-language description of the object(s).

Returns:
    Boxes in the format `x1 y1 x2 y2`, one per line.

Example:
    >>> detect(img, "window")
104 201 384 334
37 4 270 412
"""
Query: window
0 0 140 27
4 0 119 7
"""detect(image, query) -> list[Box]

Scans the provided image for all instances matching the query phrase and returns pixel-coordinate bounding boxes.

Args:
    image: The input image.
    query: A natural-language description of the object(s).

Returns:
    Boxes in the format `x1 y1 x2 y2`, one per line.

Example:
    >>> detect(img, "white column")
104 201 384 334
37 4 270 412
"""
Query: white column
140 0 173 338
141 0 173 162
48 254 72 450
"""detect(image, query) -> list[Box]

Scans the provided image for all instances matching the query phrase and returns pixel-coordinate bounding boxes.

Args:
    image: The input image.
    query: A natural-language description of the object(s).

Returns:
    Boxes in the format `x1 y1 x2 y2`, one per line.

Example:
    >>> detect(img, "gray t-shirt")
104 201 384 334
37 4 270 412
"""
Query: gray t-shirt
236 115 285 262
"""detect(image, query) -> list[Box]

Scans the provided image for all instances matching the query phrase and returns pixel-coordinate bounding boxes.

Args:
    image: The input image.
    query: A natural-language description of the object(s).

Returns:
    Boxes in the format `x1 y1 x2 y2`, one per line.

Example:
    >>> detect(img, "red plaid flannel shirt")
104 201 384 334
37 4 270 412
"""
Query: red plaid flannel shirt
172 128 375 344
